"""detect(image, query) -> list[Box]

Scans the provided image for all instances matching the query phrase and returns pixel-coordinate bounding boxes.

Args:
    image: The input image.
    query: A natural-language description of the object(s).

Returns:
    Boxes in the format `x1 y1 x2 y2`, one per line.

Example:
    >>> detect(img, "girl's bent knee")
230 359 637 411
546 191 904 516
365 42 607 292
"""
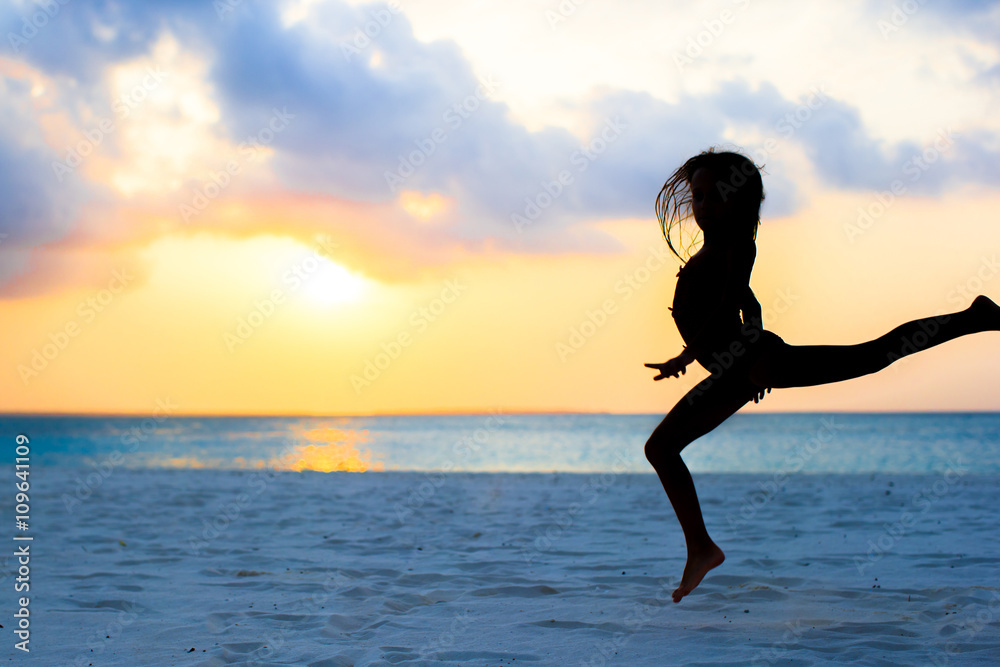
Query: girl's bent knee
644 440 662 467
644 439 680 467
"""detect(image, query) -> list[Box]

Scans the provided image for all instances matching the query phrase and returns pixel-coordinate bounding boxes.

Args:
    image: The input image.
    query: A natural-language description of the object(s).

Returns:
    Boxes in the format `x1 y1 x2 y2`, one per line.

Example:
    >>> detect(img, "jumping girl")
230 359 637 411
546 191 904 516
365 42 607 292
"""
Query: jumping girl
643 148 1000 603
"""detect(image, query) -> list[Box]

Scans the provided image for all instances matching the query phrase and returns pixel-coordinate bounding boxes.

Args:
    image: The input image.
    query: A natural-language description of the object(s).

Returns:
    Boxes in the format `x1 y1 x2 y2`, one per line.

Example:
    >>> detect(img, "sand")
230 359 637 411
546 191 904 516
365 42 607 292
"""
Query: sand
18 468 1000 665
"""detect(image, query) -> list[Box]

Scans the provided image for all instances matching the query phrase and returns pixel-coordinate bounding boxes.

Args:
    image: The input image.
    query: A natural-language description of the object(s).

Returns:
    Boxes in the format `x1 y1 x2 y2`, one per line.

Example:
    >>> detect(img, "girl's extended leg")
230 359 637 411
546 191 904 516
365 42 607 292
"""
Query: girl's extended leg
750 296 1000 389
645 372 761 603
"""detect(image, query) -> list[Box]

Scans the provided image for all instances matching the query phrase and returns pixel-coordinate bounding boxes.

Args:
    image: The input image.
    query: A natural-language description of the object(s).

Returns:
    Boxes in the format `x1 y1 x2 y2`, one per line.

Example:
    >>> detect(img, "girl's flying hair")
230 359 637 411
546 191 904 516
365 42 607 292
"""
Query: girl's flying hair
655 148 765 262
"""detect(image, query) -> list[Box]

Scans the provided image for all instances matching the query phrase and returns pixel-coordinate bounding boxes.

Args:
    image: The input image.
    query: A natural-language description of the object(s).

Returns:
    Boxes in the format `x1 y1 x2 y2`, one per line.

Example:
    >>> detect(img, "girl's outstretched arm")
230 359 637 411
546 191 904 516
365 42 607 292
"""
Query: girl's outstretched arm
740 286 763 331
646 348 696 380
739 285 772 402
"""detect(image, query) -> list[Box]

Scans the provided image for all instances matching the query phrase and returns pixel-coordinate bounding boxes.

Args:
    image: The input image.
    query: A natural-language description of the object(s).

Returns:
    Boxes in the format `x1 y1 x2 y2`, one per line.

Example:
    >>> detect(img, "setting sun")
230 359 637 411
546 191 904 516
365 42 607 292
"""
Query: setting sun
298 254 369 306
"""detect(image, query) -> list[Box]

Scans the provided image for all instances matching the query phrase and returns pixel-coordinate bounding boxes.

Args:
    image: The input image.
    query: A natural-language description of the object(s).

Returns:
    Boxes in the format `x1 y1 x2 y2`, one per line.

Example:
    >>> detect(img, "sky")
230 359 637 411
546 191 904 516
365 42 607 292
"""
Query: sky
1 0 999 416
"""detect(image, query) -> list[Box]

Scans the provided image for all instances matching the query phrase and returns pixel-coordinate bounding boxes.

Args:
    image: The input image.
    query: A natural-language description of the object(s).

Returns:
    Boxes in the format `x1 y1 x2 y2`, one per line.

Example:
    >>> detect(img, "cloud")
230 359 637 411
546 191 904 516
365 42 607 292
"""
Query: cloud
203 5 814 249
0 73 88 249
1 0 209 81
204 5 1000 240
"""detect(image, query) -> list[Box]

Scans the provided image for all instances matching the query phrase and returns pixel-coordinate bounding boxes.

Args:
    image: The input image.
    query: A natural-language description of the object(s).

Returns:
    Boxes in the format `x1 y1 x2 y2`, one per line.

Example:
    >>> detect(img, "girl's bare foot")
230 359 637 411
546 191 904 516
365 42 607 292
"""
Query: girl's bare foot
970 295 1000 330
672 542 725 603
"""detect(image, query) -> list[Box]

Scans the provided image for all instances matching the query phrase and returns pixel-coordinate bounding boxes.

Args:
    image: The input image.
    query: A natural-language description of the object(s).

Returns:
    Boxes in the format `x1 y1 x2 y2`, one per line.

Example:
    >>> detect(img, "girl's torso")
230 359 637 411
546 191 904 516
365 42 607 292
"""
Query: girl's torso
671 243 753 350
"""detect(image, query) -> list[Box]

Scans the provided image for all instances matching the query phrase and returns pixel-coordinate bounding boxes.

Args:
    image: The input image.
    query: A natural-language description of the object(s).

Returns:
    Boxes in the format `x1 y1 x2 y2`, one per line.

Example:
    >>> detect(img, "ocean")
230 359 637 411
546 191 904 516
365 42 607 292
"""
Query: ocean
1 412 998 474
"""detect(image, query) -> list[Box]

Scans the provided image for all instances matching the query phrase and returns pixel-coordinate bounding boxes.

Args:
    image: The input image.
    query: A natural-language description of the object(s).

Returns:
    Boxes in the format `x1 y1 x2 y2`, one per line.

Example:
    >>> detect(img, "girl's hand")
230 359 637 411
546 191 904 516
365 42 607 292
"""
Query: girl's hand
645 354 690 380
752 386 771 403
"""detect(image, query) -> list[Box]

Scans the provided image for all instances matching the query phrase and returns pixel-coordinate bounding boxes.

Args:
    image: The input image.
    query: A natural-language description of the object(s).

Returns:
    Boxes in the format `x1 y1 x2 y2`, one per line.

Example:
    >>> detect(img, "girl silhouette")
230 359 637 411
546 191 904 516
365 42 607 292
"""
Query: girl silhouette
643 148 1000 603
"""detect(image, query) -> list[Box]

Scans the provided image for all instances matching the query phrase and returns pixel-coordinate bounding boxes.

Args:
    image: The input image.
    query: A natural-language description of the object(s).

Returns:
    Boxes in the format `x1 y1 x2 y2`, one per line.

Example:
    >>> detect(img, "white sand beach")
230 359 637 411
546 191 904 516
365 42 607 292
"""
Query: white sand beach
23 469 1000 665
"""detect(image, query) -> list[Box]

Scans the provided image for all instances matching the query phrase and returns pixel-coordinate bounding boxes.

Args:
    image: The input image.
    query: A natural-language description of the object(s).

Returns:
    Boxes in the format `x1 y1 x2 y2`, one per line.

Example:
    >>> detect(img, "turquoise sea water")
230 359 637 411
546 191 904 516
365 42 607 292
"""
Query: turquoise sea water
1 412 997 473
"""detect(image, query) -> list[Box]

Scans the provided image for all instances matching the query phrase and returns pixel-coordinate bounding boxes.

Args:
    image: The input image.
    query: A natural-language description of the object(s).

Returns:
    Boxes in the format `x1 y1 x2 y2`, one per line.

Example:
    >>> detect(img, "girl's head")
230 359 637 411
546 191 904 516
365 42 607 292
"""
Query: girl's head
656 148 765 261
